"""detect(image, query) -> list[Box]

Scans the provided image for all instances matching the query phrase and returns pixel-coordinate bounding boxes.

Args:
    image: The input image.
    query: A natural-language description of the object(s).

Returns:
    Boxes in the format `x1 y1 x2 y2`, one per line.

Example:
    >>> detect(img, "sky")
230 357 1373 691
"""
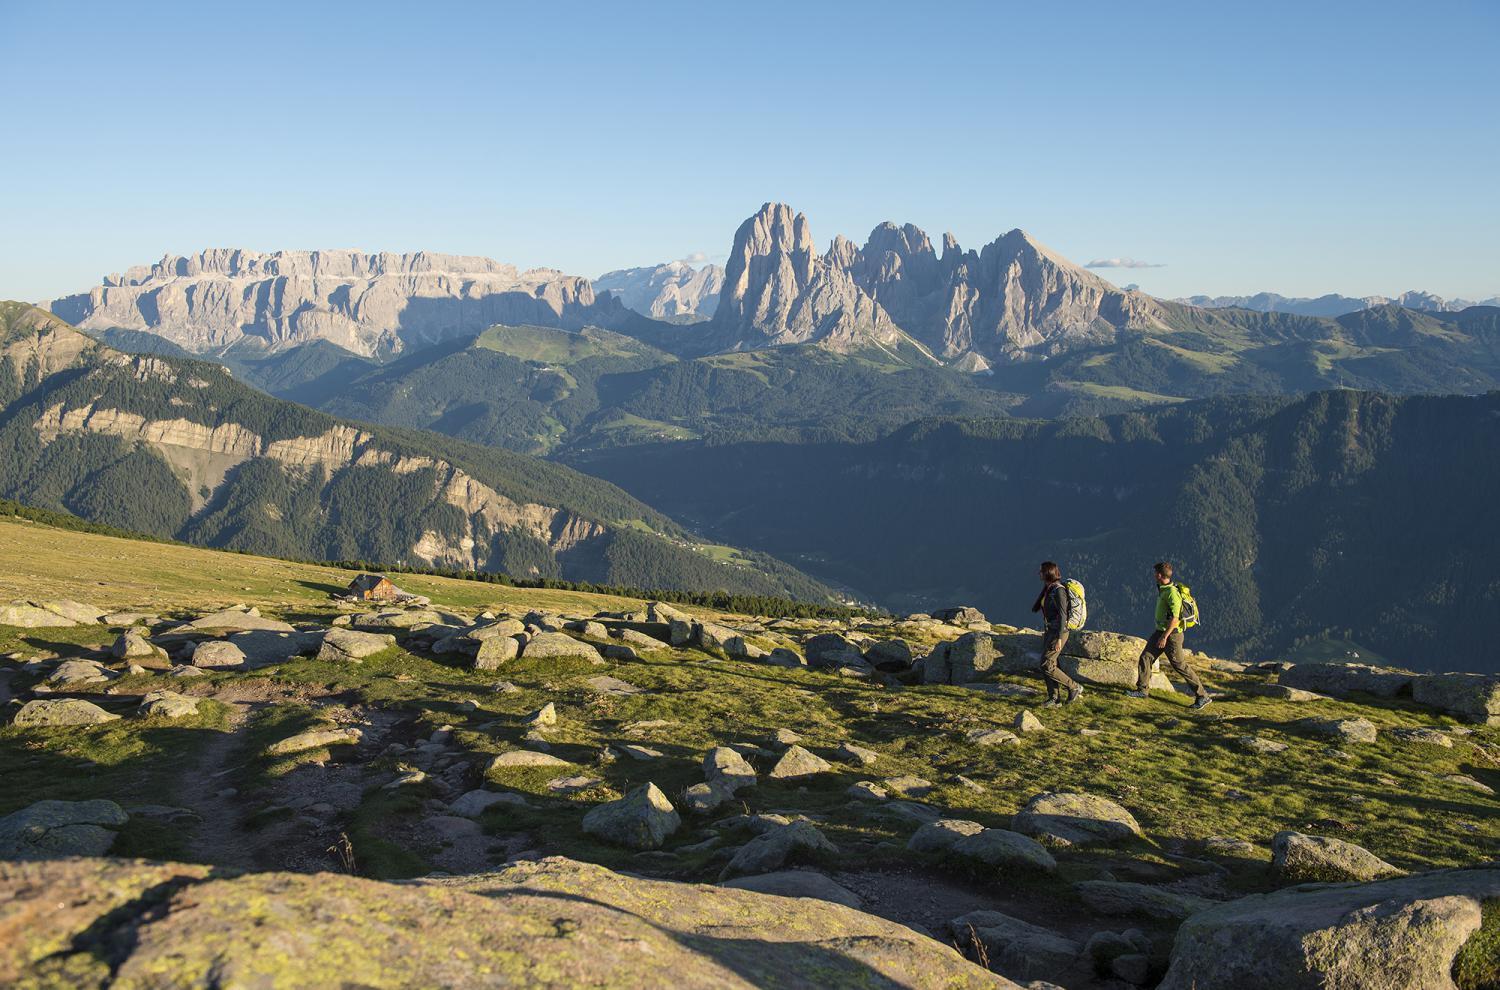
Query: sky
1 0 1496 302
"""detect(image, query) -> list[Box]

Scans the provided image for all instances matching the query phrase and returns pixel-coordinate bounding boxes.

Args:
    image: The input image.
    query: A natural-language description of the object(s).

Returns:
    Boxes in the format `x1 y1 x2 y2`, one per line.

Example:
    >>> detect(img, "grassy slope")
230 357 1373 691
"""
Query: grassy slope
2 516 1495 889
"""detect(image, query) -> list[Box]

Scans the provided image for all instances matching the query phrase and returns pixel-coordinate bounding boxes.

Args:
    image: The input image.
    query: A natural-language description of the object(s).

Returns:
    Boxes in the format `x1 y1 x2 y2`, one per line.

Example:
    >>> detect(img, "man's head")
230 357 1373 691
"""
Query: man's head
1039 561 1061 584
1153 561 1174 586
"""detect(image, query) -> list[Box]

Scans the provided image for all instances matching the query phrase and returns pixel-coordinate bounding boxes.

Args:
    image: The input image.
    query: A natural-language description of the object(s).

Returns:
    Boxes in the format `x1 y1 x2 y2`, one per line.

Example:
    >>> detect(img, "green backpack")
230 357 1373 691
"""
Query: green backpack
1175 582 1200 630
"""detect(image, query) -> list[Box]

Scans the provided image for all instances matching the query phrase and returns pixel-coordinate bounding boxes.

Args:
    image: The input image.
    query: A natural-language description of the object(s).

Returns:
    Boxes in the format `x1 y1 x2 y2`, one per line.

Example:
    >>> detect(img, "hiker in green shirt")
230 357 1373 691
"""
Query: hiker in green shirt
1126 561 1210 710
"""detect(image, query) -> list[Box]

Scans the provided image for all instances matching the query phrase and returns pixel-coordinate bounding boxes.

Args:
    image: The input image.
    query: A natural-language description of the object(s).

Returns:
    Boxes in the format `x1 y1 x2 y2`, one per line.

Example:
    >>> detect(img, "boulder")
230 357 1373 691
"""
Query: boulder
520 632 602 662
949 910 1081 984
803 633 866 670
0 856 1017 988
1074 881 1214 920
1061 629 1147 666
719 821 838 879
946 632 998 683
47 659 116 687
489 750 570 769
932 606 987 626
762 647 806 667
696 621 747 655
967 728 1019 747
35 600 106 624
471 634 521 668
719 870 863 909
681 780 736 814
1237 736 1289 755
1412 672 1500 724
835 742 879 766
848 781 888 801
264 727 362 757
704 747 757 793
1387 726 1453 747
448 790 527 818
174 607 296 634
1295 716 1378 745
0 799 128 859
864 639 913 671
612 627 668 650
948 829 1058 873
523 702 556 727
1014 710 1044 733
111 631 167 663
138 690 200 719
12 699 120 727
1158 863 1500 990
1270 831 1403 883
229 629 322 667
0 602 77 628
581 783 680 850
767 745 832 780
190 640 247 669
1012 792 1142 847
317 628 396 663
1278 662 1414 699
907 819 985 854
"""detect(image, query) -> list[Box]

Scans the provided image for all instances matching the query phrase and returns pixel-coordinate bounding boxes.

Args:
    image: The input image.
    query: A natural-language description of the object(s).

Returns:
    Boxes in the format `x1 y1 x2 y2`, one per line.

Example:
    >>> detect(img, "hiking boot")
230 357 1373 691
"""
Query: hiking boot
1041 697 1063 709
1066 685 1085 705
1190 695 1213 711
1125 688 1150 699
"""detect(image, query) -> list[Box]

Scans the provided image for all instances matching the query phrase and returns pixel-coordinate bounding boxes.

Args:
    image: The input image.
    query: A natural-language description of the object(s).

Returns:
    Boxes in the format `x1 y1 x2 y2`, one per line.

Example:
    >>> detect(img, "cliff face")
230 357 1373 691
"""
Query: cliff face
709 204 1171 365
45 249 639 358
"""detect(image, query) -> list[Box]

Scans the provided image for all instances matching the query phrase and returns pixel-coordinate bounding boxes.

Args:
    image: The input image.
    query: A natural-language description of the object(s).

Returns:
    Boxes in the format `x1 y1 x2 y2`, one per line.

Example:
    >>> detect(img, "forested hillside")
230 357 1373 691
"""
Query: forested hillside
0 302 834 601
570 389 1500 672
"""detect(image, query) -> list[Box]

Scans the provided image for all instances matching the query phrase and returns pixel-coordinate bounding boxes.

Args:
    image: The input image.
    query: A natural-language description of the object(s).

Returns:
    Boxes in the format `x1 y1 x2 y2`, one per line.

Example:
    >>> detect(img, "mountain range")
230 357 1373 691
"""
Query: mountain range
1177 289 1500 318
592 261 723 320
0 301 832 601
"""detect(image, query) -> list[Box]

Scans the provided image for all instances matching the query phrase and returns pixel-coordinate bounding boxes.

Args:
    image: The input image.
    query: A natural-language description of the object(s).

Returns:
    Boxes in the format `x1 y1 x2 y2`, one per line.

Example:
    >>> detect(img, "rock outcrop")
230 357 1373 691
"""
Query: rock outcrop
0 856 1016 989
46 249 643 358
1158 863 1500 990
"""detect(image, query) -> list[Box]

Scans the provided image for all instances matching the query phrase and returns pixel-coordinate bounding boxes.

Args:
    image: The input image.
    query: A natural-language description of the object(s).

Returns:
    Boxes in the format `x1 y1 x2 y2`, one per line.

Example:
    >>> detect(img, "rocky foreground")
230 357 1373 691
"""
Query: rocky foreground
1 592 1497 988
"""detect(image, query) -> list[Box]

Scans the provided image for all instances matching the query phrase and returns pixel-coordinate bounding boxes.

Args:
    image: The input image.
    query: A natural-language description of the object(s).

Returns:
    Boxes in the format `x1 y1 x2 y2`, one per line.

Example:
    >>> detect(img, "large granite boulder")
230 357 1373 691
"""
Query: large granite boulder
0 601 78 627
581 783 680 850
1011 792 1142 847
317 628 396 663
12 699 120 727
189 640 247 669
1270 831 1404 883
1158 863 1500 990
948 829 1058 873
0 799 128 859
719 822 838 880
521 632 602 662
1278 661 1414 699
948 910 1081 984
1412 672 1500 724
0 856 1019 988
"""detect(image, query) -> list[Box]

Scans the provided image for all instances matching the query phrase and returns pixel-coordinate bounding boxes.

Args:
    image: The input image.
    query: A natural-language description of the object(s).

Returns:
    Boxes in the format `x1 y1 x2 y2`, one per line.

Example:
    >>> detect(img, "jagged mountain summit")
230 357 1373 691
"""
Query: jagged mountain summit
592 261 724 319
708 203 1172 368
1177 289 1500 318
44 249 644 359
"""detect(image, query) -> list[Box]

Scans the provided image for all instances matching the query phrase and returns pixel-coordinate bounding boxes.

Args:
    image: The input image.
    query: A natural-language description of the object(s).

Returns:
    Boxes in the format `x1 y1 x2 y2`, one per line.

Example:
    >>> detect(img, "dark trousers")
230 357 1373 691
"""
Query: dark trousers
1040 631 1079 698
1136 629 1205 697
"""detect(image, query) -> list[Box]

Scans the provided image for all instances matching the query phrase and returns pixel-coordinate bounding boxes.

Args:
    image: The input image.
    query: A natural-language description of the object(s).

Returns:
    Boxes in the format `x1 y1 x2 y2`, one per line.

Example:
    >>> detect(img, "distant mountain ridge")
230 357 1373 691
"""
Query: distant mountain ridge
592 261 723 319
45 249 652 359
1177 289 1500 318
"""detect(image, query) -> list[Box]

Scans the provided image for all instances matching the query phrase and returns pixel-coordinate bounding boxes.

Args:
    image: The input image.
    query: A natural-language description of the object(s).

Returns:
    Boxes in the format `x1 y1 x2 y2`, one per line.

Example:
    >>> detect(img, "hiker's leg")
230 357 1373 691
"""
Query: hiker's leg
1136 638 1162 690
1165 631 1205 698
1040 632 1077 696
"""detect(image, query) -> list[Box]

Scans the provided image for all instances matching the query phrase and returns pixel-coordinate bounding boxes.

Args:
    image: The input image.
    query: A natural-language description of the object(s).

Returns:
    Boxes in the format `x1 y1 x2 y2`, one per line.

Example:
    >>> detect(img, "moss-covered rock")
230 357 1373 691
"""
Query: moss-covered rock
0 856 1016 989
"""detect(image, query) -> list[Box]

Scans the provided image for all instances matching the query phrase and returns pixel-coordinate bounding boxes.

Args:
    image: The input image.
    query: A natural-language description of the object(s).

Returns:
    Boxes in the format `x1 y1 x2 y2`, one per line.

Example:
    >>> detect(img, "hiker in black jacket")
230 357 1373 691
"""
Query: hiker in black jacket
1031 561 1083 707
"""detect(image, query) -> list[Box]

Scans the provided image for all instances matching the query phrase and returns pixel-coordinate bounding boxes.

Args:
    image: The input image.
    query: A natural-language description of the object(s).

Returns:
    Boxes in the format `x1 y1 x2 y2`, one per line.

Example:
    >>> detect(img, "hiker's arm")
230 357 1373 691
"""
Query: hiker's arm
1031 590 1044 613
1159 591 1181 642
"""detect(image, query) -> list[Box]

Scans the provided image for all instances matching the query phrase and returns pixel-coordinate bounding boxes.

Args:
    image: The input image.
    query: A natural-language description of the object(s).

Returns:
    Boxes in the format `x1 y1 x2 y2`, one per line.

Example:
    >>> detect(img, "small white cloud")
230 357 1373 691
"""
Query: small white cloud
1085 257 1166 269
676 251 710 264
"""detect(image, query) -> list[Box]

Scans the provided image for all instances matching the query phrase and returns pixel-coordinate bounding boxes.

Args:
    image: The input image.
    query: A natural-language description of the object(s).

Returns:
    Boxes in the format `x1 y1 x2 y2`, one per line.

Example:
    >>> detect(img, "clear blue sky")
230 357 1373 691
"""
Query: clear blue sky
2 0 1496 302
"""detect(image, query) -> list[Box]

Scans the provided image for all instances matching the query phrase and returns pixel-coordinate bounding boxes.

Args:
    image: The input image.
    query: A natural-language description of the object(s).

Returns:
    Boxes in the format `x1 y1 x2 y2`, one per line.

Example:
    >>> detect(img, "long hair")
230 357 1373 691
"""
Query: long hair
1040 561 1061 583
